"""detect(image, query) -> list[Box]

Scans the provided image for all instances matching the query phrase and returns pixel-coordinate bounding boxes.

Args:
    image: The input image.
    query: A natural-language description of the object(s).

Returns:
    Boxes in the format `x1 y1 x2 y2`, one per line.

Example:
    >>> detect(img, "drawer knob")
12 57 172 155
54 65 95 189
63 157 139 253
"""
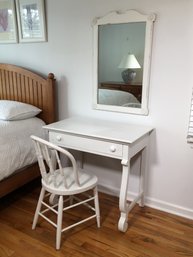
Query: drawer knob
56 135 62 141
110 145 116 152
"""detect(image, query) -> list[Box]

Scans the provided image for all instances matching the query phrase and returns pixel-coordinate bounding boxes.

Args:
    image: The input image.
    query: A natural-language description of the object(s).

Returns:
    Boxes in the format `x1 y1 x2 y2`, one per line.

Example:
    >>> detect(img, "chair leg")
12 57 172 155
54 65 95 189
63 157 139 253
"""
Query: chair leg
56 195 63 250
69 195 74 205
49 194 59 205
93 186 100 228
32 187 45 229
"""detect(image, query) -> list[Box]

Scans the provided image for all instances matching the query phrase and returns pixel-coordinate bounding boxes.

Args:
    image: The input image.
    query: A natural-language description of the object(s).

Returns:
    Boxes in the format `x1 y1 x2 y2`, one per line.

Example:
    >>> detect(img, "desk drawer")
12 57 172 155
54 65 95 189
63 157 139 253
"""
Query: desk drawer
49 132 123 159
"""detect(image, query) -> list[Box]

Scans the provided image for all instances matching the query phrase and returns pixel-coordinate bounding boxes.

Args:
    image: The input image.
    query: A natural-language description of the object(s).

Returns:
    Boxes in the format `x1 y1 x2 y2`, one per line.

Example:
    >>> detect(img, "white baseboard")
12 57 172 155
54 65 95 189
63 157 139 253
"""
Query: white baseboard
145 197 193 220
98 183 193 220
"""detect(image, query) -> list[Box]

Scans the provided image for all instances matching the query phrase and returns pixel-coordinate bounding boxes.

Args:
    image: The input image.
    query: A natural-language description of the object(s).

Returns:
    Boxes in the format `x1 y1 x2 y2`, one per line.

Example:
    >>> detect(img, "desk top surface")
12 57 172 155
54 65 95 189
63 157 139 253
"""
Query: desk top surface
44 117 153 144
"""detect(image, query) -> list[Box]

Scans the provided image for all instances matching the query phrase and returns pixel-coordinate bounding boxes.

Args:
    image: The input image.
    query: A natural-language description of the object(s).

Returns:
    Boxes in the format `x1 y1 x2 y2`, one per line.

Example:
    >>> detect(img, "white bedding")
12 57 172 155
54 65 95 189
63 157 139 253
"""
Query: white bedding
0 117 45 181
98 89 140 107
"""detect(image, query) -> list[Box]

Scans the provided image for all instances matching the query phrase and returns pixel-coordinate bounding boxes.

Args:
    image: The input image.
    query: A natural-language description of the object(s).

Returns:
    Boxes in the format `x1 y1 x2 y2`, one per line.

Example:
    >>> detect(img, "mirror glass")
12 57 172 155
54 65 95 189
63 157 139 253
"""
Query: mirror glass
92 10 156 115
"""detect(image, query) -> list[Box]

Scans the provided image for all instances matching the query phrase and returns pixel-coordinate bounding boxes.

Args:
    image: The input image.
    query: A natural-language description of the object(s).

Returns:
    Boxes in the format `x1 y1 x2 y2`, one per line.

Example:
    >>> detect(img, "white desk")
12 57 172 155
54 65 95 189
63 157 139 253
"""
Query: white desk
44 117 153 232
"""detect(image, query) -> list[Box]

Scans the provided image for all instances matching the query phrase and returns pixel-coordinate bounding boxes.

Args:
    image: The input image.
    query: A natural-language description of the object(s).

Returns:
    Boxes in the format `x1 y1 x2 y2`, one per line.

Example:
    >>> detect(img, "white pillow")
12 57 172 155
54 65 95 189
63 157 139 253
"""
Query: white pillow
0 100 42 121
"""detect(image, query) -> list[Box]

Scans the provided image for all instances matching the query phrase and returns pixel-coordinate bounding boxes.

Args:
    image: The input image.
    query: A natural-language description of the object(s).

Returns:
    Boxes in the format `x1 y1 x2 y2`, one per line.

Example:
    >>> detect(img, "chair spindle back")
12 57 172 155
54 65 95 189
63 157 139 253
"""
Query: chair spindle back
31 135 80 188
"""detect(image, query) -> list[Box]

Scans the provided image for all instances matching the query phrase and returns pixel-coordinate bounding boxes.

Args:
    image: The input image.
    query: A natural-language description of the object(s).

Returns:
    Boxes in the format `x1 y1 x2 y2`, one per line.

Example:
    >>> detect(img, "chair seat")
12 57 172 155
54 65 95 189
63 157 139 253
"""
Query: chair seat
42 167 98 195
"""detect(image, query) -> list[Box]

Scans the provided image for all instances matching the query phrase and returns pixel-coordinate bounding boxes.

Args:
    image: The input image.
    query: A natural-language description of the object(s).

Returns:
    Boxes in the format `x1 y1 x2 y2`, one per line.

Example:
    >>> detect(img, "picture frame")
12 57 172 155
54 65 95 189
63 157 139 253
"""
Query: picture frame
16 0 46 42
0 0 18 44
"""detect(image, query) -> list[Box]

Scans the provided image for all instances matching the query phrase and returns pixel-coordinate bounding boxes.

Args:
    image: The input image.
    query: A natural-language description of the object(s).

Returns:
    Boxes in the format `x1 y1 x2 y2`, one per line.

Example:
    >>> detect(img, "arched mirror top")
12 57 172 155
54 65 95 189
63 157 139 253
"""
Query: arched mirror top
92 10 156 115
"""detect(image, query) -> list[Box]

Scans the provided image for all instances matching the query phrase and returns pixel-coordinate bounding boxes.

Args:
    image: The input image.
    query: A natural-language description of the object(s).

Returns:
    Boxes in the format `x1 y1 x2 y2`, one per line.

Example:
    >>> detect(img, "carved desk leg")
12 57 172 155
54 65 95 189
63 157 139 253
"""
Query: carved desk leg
118 157 130 232
118 144 130 232
139 146 147 207
118 144 148 232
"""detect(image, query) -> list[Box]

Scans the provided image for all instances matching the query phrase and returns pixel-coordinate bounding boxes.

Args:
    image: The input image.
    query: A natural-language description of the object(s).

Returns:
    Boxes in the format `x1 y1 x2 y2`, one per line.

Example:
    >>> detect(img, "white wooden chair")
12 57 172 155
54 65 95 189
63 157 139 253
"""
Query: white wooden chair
31 135 100 250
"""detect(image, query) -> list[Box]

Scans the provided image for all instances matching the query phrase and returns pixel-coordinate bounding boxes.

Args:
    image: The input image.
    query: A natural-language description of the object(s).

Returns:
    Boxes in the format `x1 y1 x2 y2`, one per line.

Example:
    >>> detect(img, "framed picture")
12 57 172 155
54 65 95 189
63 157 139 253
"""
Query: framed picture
16 0 46 42
0 0 18 43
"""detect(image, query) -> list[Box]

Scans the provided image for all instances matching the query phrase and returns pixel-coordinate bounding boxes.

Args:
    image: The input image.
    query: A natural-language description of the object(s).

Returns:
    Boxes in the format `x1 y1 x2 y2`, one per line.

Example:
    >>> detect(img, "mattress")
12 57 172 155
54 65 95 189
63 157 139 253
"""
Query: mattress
0 117 45 181
98 89 140 106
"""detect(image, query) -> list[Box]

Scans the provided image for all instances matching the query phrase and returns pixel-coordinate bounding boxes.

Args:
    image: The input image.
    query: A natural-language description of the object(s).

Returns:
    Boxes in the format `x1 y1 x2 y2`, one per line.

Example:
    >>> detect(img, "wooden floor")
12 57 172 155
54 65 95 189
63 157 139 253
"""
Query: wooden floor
0 180 193 257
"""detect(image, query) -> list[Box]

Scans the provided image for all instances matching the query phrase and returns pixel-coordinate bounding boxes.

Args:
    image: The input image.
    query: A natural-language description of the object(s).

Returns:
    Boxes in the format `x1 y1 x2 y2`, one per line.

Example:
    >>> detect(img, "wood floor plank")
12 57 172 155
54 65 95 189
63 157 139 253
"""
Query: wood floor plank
0 242 14 257
0 180 193 257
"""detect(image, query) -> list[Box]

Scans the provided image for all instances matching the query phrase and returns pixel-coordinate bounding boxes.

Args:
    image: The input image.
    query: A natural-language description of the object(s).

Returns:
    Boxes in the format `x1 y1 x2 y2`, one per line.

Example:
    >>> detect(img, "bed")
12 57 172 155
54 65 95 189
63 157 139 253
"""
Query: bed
98 88 141 108
0 63 56 198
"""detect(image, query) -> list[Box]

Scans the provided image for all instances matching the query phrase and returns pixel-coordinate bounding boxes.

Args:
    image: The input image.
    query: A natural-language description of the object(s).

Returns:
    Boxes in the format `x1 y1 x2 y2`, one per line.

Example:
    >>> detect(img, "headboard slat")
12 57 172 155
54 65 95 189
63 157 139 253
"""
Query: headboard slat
1 70 6 98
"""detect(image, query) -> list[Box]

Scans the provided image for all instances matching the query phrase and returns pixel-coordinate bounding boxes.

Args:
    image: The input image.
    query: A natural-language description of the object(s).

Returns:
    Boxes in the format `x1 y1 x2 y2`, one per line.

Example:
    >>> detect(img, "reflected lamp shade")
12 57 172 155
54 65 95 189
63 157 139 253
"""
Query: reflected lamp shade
118 53 141 84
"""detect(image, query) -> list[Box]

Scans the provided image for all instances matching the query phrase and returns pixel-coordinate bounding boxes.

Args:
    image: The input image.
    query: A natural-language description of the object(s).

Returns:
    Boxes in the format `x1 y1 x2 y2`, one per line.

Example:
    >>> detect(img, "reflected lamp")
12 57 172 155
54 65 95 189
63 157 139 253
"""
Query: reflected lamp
118 53 141 84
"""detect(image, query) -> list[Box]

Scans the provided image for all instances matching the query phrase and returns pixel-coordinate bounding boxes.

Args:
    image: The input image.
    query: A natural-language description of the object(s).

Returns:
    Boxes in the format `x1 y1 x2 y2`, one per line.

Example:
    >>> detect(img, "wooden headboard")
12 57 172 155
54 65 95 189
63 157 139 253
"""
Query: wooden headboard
0 63 56 124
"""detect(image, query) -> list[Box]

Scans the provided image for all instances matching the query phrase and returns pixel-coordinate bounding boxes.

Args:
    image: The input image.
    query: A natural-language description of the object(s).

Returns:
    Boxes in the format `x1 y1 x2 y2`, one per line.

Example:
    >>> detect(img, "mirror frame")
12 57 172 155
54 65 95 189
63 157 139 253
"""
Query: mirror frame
92 10 156 115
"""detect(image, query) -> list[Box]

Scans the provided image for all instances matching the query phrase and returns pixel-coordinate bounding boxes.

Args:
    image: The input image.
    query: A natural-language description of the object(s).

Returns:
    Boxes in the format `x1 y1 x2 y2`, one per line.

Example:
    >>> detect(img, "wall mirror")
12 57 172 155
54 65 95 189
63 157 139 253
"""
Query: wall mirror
92 10 156 115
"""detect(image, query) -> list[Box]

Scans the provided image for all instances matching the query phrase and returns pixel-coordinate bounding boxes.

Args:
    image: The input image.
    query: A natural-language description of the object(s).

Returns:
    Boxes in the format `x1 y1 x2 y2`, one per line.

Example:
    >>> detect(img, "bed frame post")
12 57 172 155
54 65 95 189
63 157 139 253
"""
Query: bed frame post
45 73 56 124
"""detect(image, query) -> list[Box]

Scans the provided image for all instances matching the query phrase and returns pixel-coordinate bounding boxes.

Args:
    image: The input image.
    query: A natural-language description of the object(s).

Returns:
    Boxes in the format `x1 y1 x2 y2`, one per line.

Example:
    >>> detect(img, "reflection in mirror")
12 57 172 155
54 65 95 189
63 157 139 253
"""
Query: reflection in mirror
93 10 156 115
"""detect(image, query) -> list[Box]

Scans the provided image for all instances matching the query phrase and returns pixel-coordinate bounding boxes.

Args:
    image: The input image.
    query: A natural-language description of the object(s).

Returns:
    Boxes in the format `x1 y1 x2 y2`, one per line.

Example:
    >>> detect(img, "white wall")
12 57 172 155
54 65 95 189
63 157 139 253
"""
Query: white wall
1 0 193 219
